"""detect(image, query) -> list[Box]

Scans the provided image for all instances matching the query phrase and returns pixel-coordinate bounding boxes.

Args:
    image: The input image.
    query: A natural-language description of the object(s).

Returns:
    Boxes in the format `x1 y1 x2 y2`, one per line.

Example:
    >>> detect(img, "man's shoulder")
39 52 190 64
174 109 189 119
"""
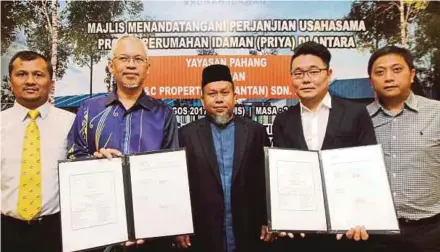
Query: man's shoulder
50 106 75 118
1 106 15 117
273 105 297 125
145 95 173 113
80 95 109 111
332 96 368 114
237 116 265 131
416 95 440 112
80 93 173 114
179 118 205 132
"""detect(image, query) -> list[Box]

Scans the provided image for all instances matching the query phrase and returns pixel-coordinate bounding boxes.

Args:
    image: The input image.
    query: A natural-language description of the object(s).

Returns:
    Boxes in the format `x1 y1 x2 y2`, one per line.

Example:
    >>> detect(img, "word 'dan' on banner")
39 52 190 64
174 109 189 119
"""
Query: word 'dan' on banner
143 55 295 99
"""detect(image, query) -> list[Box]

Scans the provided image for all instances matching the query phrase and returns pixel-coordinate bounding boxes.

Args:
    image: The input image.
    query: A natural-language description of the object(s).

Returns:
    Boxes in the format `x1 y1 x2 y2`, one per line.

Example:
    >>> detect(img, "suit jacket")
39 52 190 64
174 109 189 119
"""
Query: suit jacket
273 96 377 150
179 116 270 252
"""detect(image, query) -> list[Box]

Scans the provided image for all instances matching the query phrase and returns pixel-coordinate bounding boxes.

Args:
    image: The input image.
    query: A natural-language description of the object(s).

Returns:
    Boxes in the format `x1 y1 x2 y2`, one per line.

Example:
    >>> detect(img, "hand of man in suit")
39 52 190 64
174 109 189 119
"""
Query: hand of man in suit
175 235 191 248
260 225 277 242
336 225 369 241
278 232 306 239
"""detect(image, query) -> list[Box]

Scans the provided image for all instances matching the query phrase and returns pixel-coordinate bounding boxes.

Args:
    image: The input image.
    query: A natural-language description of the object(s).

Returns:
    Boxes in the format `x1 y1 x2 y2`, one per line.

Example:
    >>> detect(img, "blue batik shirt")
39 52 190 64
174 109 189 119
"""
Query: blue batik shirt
211 121 236 252
67 91 179 158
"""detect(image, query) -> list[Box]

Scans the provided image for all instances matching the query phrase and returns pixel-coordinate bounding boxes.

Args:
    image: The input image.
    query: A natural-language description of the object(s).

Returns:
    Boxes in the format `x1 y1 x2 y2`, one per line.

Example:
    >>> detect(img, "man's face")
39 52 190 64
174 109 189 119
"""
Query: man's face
10 57 52 108
108 38 149 90
291 54 332 101
201 81 236 125
370 54 415 100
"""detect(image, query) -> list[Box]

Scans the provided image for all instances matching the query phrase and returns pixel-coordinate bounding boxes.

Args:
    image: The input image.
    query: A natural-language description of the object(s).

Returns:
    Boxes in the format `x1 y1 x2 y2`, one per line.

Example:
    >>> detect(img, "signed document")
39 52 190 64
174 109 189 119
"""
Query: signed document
266 148 327 232
320 145 399 232
265 145 399 234
59 149 193 252
129 150 193 238
59 158 128 252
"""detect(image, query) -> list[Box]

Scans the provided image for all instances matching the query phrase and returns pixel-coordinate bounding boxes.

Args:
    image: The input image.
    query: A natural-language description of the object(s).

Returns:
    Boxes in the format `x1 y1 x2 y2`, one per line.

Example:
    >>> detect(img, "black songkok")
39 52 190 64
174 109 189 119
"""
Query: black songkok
201 64 233 87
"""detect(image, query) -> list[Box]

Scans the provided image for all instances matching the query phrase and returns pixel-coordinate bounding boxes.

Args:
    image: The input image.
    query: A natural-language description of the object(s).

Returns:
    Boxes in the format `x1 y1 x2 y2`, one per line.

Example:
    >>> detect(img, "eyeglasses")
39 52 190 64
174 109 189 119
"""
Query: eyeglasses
291 68 328 79
113 55 147 65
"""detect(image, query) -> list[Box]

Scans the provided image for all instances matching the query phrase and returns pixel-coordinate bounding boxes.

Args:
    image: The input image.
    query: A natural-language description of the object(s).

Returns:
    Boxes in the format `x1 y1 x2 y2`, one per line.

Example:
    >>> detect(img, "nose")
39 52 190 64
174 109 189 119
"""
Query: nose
302 73 311 84
214 95 224 103
126 59 137 69
25 74 36 85
384 70 394 82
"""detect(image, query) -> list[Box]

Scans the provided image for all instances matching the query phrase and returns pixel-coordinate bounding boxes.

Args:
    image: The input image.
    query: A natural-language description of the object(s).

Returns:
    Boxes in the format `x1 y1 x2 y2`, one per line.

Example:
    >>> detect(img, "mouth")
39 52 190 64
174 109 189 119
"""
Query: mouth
23 87 39 93
300 87 315 92
123 73 139 77
213 106 227 112
384 85 398 91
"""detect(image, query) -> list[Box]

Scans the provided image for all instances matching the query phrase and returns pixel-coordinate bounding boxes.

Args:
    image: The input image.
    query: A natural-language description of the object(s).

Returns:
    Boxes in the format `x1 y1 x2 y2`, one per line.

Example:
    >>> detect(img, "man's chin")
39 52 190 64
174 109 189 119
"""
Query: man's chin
22 96 41 102
122 82 141 89
212 114 233 126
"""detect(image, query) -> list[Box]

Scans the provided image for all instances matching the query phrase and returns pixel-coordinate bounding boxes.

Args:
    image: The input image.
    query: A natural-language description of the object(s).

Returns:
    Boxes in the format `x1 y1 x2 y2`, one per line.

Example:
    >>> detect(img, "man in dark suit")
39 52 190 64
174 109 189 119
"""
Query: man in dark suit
272 41 377 251
175 64 272 252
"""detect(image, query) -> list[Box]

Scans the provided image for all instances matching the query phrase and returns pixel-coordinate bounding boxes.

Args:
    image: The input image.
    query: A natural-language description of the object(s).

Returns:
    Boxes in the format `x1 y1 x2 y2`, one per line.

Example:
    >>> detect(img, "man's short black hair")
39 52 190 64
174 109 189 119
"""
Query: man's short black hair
367 46 414 76
8 50 53 80
290 41 331 71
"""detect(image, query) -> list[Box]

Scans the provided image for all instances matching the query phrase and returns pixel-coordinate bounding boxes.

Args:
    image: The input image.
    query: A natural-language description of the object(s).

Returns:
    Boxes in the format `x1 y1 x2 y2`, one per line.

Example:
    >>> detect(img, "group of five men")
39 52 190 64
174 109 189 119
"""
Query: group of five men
2 36 439 252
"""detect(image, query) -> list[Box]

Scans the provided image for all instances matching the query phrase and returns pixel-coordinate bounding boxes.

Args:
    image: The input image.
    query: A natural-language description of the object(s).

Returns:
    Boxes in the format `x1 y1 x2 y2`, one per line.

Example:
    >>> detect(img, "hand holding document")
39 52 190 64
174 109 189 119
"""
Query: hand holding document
265 145 399 235
58 149 194 252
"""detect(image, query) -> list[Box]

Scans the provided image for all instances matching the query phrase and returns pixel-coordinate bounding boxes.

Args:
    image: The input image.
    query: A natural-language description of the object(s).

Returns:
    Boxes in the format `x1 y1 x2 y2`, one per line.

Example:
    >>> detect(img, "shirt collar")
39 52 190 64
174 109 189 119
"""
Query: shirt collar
14 101 50 122
369 91 418 116
404 91 418 111
105 90 155 111
300 92 332 113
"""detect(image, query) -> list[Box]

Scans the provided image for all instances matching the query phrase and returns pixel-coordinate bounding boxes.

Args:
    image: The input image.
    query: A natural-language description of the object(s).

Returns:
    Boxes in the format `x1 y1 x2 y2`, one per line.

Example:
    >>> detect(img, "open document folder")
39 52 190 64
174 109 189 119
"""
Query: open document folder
58 148 194 252
265 144 399 234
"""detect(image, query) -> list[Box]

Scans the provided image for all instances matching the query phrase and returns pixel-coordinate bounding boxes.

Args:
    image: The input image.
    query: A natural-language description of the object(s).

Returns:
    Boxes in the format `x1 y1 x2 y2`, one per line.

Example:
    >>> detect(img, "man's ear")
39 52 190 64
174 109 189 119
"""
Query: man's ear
410 68 416 84
108 60 114 75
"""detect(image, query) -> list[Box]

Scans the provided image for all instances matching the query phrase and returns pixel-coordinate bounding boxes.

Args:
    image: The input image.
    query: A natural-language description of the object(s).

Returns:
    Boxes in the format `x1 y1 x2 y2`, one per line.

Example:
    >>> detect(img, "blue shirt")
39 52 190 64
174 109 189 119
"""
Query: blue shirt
67 91 179 158
211 122 236 252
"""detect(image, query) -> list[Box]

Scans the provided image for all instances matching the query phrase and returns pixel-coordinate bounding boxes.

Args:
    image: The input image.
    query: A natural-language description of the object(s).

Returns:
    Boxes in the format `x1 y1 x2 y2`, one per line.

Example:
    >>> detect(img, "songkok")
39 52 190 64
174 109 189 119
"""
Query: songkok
201 64 233 87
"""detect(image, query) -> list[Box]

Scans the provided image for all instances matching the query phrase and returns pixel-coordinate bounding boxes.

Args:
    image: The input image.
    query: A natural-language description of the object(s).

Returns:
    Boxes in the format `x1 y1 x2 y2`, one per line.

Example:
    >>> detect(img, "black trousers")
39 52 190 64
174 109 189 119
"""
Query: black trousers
1 213 62 252
88 237 174 252
271 233 372 252
368 214 440 252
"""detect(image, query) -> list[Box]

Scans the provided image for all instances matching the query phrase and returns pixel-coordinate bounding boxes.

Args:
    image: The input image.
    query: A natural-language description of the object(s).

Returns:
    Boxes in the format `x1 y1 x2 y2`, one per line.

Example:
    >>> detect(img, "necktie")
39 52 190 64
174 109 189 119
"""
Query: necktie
17 110 42 220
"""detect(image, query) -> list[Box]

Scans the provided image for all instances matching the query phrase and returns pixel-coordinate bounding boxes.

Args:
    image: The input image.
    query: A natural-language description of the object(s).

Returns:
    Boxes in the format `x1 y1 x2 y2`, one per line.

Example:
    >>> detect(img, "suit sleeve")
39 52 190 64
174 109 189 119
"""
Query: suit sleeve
178 126 199 226
66 103 92 159
272 114 285 147
161 109 179 149
178 126 186 148
357 107 377 146
253 125 270 227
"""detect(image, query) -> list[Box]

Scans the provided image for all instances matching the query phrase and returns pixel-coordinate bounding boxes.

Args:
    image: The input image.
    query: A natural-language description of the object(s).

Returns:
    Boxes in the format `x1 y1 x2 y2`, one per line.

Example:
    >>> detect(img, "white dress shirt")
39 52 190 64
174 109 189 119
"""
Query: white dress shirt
300 92 332 151
1 101 75 219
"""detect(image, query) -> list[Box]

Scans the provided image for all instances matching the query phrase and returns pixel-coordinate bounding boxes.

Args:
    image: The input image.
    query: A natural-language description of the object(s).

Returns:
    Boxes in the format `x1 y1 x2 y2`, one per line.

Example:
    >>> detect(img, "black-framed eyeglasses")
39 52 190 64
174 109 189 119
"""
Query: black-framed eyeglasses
291 68 328 79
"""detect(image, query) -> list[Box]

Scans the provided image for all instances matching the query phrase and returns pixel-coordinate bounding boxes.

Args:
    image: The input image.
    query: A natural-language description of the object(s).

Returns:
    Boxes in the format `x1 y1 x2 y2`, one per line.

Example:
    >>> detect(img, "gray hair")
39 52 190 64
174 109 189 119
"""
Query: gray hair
108 35 148 60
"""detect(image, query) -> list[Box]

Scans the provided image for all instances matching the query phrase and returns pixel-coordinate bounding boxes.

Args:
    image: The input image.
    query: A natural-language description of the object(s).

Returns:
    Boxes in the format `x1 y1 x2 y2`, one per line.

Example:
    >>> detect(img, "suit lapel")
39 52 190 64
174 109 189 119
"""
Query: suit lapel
196 118 222 186
322 97 344 149
232 117 248 184
290 104 309 150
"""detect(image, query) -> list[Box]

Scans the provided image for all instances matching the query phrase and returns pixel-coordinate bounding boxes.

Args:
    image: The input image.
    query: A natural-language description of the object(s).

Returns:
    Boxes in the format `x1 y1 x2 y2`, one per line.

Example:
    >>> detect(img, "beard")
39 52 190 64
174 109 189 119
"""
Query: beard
211 113 233 126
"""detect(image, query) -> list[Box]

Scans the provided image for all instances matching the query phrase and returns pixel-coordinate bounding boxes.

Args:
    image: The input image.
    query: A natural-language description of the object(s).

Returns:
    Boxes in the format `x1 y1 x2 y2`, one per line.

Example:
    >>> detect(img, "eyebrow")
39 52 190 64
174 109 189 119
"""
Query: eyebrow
15 70 45 74
117 54 145 57
374 63 404 69
208 87 231 92
293 65 321 71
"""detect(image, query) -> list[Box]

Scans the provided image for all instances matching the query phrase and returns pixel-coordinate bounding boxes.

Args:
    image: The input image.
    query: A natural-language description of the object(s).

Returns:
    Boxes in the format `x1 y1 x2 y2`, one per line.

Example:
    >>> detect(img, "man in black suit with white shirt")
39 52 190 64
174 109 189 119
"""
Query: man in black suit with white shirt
272 41 377 252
